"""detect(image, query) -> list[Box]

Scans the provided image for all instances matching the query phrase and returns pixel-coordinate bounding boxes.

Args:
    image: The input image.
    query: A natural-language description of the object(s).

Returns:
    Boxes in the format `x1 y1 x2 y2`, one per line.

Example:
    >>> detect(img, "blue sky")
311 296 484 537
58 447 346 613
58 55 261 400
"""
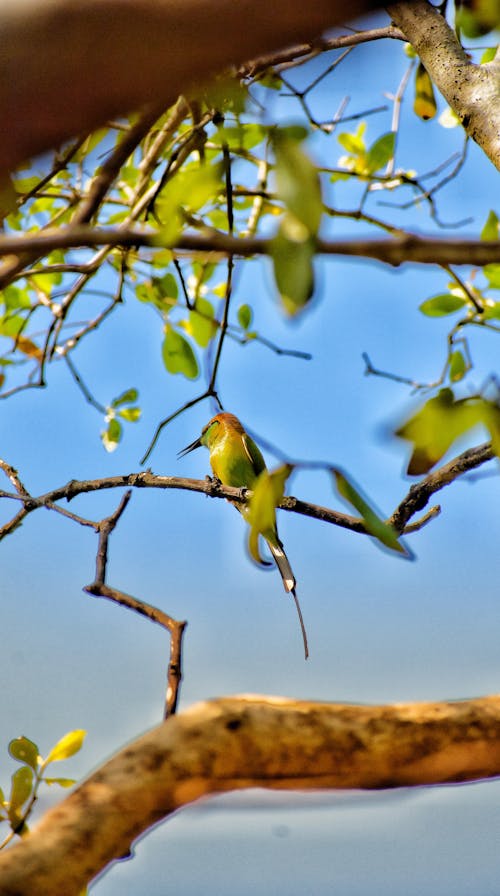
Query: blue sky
1 12 500 893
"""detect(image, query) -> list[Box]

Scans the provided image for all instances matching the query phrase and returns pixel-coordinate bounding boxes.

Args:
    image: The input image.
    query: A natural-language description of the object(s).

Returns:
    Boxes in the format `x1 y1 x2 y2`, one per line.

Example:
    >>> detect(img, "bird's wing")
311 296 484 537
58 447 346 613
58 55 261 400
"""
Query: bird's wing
242 433 266 476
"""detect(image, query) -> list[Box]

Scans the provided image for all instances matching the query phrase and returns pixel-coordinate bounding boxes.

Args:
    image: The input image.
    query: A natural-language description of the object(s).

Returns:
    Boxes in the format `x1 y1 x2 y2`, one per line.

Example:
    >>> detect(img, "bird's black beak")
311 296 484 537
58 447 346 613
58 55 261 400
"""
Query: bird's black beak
178 436 202 458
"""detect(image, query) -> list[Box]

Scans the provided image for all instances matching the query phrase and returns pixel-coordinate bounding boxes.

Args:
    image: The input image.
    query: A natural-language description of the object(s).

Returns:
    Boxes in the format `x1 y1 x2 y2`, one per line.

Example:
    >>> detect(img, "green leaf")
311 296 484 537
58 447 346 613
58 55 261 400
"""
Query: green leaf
8 737 39 772
156 162 223 242
414 62 437 120
183 296 216 348
366 132 395 173
247 465 293 566
46 729 86 763
162 325 199 379
483 300 500 318
484 264 500 289
43 777 76 788
448 349 467 382
270 219 315 316
481 210 499 241
2 285 31 312
338 122 366 155
419 293 467 316
111 388 139 408
237 304 253 330
332 468 408 556
273 133 322 235
118 406 141 422
394 389 483 475
481 46 498 63
8 767 33 817
101 418 122 452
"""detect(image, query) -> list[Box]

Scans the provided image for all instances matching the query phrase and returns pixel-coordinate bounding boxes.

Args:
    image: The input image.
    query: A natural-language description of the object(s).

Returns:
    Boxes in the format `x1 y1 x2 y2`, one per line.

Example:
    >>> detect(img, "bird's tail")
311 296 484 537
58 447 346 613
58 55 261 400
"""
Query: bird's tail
268 540 309 660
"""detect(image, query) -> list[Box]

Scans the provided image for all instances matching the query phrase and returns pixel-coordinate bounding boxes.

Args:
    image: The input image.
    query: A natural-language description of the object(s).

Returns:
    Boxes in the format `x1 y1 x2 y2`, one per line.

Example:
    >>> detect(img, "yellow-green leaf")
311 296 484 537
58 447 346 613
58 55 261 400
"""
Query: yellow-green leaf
332 468 409 556
481 210 499 241
273 133 322 235
46 729 87 763
246 465 293 566
448 349 467 382
394 389 483 475
270 218 315 316
162 325 199 379
419 293 467 316
8 767 33 817
8 737 39 772
414 63 437 120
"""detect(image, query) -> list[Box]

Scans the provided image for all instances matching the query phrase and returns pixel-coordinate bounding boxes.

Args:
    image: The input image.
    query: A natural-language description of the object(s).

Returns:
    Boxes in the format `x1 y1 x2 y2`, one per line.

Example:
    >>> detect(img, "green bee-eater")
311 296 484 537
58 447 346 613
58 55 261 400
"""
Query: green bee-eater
179 412 309 658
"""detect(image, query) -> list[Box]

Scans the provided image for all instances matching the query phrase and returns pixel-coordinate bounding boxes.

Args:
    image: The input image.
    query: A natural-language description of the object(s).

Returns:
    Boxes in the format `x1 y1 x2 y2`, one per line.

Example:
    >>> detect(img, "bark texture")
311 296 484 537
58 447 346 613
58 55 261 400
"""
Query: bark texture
388 0 500 170
0 694 500 895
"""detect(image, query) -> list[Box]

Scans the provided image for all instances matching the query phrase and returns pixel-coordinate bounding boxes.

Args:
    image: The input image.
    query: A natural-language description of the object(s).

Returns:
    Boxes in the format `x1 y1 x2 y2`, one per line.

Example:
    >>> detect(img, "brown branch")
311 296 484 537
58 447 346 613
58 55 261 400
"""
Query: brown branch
0 0 382 175
83 490 186 717
389 442 496 531
1 692 500 894
0 441 496 544
0 225 499 266
84 582 187 718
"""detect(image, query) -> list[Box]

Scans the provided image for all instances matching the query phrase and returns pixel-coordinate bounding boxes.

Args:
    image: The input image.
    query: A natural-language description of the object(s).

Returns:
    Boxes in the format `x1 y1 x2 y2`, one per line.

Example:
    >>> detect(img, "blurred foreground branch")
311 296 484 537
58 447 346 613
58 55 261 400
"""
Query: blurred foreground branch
0 692 499 895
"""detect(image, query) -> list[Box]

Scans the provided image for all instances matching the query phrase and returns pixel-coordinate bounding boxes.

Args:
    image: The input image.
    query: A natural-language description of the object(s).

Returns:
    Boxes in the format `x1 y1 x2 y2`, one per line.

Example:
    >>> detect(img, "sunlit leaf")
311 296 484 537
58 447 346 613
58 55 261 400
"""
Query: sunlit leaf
8 737 39 772
338 122 367 155
162 325 199 379
394 389 483 475
484 264 500 288
448 349 467 382
118 406 141 422
332 468 409 556
366 132 395 173
111 388 138 407
481 210 499 241
270 218 315 316
273 132 322 235
46 729 86 763
419 293 467 316
183 296 216 348
43 777 76 788
414 62 437 120
456 0 500 36
101 418 122 452
156 162 223 242
8 767 33 817
247 465 293 566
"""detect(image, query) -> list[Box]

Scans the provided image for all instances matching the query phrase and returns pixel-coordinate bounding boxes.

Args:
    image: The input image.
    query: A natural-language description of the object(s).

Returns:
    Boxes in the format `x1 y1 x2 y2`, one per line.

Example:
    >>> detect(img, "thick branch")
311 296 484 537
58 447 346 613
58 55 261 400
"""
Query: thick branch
0 226 499 266
1 693 500 894
388 0 500 170
0 0 380 174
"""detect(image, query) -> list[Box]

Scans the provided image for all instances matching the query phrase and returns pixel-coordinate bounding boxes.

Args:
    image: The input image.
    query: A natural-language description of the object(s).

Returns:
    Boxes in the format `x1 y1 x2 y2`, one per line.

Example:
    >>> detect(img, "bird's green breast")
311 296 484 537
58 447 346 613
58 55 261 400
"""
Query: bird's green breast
209 432 261 488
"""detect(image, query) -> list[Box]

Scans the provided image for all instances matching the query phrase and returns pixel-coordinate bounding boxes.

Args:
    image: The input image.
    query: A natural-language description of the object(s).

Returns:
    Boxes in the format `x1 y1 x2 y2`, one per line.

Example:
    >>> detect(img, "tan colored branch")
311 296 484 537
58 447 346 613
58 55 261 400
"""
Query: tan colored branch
0 0 379 174
1 693 500 894
0 225 500 266
388 0 500 170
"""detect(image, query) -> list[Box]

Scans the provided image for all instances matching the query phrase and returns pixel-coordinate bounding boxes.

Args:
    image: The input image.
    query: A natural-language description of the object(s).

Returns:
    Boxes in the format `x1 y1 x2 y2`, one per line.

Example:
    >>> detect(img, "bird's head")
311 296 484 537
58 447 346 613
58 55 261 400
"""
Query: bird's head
178 412 243 457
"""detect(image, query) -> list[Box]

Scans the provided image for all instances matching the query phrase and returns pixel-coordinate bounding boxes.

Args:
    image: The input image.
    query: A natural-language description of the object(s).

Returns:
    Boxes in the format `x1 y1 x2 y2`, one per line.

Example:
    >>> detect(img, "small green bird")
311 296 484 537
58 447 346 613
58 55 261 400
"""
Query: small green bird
179 412 309 659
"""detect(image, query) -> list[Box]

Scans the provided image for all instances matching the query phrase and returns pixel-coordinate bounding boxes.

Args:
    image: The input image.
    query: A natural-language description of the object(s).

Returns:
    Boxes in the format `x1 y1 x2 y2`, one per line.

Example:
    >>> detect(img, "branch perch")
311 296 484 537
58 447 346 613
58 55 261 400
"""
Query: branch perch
1 693 500 895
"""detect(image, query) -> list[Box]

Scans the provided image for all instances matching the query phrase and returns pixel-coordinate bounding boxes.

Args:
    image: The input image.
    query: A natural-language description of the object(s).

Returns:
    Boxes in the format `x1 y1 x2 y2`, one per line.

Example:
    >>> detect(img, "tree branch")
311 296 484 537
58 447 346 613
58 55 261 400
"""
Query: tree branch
388 0 500 170
1 692 500 894
0 441 496 543
0 0 381 174
0 226 499 267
